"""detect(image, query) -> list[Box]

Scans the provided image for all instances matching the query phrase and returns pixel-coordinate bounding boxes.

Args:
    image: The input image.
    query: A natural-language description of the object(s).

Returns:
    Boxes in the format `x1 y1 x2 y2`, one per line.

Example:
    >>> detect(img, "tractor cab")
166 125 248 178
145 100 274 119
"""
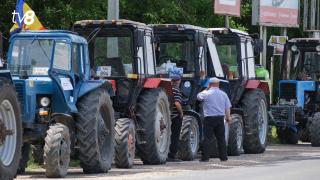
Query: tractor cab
152 24 226 105
7 31 115 177
210 28 267 104
271 38 320 146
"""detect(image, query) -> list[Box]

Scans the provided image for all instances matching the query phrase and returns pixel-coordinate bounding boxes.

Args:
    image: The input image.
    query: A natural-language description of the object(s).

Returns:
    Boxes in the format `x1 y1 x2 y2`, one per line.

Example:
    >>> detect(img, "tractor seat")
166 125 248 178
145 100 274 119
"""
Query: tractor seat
104 57 125 76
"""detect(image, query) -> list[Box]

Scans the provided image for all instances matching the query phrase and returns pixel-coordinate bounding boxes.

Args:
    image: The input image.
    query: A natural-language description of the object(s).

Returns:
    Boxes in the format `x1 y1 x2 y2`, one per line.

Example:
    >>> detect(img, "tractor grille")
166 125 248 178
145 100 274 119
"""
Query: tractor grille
14 82 25 112
279 83 296 100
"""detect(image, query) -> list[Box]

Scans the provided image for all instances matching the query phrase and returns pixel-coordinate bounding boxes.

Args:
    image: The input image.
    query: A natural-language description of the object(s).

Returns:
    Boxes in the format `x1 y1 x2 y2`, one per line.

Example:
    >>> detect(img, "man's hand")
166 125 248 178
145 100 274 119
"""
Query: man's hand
226 116 232 124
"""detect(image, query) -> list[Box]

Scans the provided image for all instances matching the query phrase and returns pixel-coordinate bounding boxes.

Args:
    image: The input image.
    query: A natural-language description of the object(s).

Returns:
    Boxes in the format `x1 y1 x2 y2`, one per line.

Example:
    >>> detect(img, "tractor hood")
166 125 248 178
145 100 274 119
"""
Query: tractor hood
278 80 316 108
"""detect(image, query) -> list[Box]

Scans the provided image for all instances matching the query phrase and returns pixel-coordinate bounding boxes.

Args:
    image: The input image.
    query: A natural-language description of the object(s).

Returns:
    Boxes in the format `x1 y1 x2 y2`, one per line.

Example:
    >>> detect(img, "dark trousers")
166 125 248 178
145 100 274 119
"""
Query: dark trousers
168 115 183 158
202 116 228 160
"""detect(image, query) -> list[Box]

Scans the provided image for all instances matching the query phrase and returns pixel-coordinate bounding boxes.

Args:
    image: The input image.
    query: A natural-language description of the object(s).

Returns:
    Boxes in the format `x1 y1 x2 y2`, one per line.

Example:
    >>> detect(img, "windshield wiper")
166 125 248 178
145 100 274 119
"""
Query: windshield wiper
38 40 51 63
87 24 104 44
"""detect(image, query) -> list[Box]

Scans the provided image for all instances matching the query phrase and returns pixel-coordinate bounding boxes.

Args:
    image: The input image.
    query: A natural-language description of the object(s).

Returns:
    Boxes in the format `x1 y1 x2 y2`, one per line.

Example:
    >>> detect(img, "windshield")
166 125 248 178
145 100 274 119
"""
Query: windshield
89 29 133 78
286 49 320 80
156 39 195 77
10 39 53 76
215 38 239 79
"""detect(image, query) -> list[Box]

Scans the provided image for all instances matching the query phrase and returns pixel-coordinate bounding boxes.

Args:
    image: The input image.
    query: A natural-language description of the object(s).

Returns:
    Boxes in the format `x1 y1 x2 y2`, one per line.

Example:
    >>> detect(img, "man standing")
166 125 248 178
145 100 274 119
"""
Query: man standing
197 77 232 162
167 71 184 162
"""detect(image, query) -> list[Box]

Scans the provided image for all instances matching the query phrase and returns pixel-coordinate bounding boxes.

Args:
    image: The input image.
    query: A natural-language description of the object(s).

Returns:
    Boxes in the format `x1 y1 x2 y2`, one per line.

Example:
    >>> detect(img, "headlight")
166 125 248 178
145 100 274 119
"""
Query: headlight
40 97 50 107
291 45 298 52
316 45 320 52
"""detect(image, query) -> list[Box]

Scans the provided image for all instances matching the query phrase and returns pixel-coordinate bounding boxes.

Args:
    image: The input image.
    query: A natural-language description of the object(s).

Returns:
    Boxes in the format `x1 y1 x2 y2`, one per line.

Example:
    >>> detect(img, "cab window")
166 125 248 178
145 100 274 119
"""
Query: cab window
53 42 71 71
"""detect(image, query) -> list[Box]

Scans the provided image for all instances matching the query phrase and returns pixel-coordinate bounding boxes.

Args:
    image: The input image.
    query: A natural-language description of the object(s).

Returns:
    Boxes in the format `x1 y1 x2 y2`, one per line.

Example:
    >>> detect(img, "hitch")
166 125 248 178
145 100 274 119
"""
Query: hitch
0 119 14 145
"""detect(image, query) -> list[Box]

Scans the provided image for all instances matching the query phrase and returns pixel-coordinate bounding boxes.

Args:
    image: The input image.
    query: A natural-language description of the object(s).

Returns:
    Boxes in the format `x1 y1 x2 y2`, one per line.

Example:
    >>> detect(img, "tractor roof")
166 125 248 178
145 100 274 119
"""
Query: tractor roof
10 30 87 44
289 38 320 44
151 24 210 34
74 19 151 30
209 28 249 36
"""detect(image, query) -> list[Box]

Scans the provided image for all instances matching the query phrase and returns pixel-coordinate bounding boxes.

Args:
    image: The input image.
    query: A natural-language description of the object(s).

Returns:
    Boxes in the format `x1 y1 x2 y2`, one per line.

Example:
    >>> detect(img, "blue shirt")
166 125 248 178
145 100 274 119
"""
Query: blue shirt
197 87 232 117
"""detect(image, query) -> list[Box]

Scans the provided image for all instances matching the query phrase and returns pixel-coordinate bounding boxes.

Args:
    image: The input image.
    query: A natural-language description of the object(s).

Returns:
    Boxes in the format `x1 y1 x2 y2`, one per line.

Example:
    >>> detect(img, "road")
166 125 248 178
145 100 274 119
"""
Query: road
17 144 320 180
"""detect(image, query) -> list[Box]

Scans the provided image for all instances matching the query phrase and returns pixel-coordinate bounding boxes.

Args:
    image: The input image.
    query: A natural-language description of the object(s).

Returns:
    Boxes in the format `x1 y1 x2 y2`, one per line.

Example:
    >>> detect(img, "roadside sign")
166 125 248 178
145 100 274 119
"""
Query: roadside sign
214 0 241 17
268 36 288 55
252 0 299 27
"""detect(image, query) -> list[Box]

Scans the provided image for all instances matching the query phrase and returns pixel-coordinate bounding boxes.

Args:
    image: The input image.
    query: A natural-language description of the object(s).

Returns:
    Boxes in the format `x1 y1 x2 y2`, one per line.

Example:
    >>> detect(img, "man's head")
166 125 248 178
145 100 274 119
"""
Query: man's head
170 69 182 87
208 77 220 88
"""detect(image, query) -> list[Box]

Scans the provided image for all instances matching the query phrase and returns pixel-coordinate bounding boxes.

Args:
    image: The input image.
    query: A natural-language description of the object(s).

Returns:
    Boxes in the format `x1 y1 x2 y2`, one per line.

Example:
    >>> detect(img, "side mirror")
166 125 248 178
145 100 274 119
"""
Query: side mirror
254 39 263 55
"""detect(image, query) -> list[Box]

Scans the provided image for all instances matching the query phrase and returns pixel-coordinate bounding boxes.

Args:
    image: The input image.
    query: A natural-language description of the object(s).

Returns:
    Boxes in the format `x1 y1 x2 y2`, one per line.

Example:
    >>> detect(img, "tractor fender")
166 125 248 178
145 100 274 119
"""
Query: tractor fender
77 80 114 100
143 78 173 97
245 80 270 95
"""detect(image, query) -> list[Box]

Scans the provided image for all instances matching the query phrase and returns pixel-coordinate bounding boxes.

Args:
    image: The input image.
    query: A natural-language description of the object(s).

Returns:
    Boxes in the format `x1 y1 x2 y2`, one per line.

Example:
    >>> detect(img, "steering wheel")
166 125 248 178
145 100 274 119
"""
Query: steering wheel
159 55 178 64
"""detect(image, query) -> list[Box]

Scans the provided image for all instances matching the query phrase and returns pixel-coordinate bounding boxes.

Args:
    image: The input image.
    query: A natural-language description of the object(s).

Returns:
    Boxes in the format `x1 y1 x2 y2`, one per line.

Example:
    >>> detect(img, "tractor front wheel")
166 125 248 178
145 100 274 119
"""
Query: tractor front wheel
114 118 136 168
76 88 115 173
227 114 243 156
276 127 298 144
178 115 199 161
311 112 320 146
44 123 71 178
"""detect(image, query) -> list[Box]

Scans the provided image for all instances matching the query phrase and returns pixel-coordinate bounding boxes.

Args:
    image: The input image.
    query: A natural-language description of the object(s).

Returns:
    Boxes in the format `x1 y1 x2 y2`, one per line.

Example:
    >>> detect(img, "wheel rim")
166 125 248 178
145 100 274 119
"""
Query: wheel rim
189 120 198 153
0 100 17 166
258 99 268 145
98 106 111 161
155 98 169 154
127 126 135 159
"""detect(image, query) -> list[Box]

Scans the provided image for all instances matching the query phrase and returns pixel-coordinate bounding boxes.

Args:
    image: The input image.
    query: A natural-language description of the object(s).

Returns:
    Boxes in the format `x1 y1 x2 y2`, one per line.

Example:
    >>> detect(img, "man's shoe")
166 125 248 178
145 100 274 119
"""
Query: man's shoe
199 159 209 162
167 157 183 162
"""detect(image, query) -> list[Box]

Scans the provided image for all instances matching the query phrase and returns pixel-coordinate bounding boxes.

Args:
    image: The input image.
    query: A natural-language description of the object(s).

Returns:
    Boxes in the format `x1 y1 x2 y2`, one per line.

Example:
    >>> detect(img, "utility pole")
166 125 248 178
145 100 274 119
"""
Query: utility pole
224 15 229 28
107 0 119 58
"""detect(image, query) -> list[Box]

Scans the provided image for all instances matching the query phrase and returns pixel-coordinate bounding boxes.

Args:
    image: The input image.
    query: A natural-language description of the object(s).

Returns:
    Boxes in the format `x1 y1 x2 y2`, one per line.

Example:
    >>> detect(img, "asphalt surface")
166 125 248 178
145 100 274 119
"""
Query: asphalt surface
17 144 320 180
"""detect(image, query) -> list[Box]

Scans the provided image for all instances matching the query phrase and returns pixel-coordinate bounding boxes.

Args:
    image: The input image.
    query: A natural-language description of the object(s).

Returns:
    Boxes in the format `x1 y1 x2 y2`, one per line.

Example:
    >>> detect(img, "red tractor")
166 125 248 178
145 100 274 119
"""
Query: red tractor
73 19 173 168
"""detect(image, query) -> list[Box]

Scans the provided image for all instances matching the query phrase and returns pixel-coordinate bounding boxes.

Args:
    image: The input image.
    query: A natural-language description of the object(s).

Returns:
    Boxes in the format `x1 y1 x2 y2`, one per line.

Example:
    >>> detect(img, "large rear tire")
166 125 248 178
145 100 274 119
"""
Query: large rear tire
178 115 199 161
241 89 268 154
311 112 320 146
228 114 243 156
136 89 171 165
114 118 135 168
76 88 115 173
0 81 22 180
44 123 71 178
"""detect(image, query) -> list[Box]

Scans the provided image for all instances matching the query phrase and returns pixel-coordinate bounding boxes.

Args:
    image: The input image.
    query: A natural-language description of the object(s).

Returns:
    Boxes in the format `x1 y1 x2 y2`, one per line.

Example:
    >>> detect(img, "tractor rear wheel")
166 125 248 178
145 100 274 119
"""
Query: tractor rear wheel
228 114 243 156
136 89 171 165
44 123 71 178
241 89 268 154
311 112 320 146
178 115 199 161
114 118 135 168
76 88 115 173
0 81 22 180
276 128 298 144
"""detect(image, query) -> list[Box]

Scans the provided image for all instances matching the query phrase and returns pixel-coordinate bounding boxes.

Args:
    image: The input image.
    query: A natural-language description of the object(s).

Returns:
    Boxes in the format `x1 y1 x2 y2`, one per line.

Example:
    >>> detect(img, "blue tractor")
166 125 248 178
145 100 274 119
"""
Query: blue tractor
271 38 320 146
7 30 116 178
0 32 22 180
